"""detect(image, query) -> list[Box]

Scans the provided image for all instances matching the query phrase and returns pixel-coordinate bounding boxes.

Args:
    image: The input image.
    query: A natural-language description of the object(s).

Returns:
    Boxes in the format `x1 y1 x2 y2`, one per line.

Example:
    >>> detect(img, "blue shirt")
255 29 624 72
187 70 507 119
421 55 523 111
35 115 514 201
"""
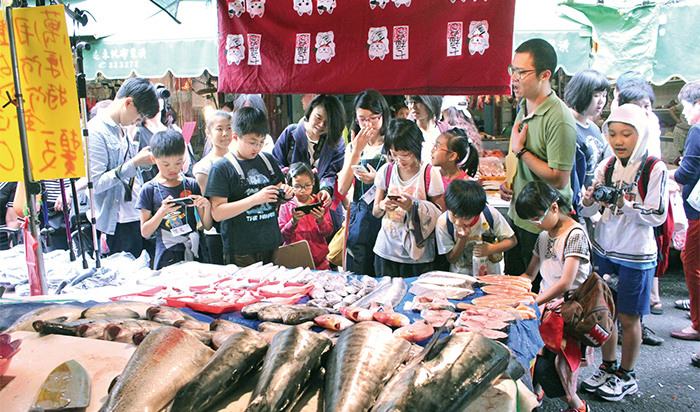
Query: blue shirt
675 124 700 220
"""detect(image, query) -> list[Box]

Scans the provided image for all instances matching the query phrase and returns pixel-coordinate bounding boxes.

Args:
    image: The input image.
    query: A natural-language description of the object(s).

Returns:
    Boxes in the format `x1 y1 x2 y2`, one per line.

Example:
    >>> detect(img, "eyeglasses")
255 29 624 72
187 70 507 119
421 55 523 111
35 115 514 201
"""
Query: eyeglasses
355 114 382 125
389 153 413 162
432 142 452 153
404 100 417 106
527 205 551 225
508 65 536 80
293 183 313 191
240 139 265 149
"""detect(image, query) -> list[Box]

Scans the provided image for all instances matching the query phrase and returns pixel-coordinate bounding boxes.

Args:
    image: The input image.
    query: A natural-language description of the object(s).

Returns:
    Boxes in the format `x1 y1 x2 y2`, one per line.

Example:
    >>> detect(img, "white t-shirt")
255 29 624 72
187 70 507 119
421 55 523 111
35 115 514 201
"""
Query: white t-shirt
534 222 591 293
373 162 444 263
435 205 515 274
420 123 442 164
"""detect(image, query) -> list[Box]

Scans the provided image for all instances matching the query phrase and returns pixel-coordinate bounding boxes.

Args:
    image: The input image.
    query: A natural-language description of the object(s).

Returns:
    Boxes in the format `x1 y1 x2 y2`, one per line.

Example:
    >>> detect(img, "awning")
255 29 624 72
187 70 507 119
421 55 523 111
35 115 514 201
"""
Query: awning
513 0 593 75
561 1 700 85
68 0 218 80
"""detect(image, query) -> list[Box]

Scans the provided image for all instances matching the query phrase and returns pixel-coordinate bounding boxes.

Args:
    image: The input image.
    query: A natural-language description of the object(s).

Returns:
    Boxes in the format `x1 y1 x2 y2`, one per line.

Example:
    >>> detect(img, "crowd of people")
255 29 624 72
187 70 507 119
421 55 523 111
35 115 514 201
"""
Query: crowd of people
1 37 699 411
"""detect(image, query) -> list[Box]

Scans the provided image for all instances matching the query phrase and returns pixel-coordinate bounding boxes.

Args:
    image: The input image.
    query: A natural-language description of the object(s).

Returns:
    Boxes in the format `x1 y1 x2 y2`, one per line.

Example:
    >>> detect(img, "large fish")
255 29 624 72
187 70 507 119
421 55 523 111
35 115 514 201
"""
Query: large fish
82 301 152 319
324 322 411 412
99 326 214 412
352 278 407 309
170 330 268 412
3 304 85 333
103 319 165 343
146 306 197 325
246 326 331 412
371 332 511 412
257 304 329 324
33 317 115 337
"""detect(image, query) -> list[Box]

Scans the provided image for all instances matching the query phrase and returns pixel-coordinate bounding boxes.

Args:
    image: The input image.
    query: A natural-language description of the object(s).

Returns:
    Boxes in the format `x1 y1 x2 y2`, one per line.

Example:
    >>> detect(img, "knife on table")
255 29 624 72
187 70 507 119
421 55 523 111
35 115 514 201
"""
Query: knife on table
30 359 91 411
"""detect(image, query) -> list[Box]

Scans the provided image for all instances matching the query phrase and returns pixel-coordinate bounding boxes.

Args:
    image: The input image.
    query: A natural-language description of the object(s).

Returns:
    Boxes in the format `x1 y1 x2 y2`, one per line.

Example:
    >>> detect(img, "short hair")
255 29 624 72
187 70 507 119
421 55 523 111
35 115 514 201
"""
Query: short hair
351 89 391 136
514 38 557 76
206 110 232 130
442 128 478 177
115 77 159 118
515 181 571 220
234 94 268 117
384 118 424 160
151 129 185 158
679 80 700 105
233 106 269 137
408 95 443 121
618 80 655 106
392 102 408 118
222 101 234 111
286 162 318 192
564 69 610 114
445 180 487 218
305 94 347 148
616 71 644 89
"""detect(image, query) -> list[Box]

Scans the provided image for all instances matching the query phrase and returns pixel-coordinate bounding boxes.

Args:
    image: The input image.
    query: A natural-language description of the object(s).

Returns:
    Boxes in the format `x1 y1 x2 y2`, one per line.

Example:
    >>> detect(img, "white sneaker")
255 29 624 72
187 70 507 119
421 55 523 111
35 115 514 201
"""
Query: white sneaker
581 365 616 393
596 373 638 401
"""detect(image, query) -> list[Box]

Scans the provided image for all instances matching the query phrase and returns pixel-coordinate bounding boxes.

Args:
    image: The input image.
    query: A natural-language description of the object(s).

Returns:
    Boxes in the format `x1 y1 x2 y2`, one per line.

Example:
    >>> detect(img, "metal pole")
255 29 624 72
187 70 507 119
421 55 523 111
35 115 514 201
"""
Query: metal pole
74 41 101 268
69 177 88 268
5 6 47 295
58 179 76 261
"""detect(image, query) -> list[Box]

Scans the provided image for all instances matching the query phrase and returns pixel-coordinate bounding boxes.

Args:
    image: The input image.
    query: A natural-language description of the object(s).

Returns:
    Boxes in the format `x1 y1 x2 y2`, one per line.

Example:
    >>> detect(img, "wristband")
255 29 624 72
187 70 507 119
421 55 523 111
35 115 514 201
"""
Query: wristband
515 147 529 159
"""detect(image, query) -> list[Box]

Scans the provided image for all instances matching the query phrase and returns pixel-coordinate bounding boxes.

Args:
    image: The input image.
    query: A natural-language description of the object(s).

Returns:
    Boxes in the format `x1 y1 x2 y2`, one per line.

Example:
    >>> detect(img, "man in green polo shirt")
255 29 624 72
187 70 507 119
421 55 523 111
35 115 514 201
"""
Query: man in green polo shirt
500 38 577 277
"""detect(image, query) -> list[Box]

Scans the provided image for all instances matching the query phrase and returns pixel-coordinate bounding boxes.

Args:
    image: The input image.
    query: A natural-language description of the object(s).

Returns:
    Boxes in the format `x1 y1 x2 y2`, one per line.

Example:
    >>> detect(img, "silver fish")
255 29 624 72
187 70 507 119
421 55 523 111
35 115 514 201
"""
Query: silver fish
257 321 315 333
352 277 407 309
246 326 331 412
170 330 268 412
104 319 164 343
210 318 246 332
173 319 210 331
371 332 511 412
324 321 411 412
3 304 85 333
82 301 152 319
33 317 114 337
99 326 214 412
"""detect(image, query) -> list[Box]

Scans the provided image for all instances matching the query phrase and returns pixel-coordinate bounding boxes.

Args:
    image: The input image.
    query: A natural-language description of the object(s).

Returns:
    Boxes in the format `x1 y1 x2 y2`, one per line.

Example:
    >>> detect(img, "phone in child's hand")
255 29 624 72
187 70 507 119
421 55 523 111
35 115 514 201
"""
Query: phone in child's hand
387 195 402 201
351 164 369 174
294 202 323 215
166 197 194 206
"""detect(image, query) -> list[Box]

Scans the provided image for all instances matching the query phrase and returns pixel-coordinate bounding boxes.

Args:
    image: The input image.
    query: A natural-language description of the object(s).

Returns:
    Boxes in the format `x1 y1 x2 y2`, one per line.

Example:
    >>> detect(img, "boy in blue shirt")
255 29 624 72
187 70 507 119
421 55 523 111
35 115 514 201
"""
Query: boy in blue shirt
137 129 212 269
206 107 294 266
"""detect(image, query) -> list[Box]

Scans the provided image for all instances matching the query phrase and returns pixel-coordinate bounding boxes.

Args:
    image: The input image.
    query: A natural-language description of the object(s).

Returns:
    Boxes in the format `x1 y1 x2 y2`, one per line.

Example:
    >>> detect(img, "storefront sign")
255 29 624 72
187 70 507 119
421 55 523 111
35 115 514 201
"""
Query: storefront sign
217 0 516 95
0 5 84 182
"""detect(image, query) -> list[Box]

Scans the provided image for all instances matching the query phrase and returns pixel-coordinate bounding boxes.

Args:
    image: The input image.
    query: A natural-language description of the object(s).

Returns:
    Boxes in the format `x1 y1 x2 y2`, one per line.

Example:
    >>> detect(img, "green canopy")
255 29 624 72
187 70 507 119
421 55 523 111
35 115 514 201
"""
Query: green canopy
71 0 218 80
513 0 593 75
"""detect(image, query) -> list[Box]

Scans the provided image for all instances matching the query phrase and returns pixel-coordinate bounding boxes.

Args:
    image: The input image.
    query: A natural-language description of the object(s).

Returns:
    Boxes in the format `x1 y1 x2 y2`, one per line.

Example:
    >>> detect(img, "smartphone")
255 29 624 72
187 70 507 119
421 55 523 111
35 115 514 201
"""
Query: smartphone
387 195 402 201
167 197 194 206
276 188 287 200
351 164 369 173
294 202 323 214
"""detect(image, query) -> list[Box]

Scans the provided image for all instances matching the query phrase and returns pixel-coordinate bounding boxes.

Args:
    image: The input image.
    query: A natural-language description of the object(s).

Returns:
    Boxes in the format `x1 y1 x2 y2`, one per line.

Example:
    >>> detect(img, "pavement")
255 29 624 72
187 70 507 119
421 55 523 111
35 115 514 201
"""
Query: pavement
538 250 700 411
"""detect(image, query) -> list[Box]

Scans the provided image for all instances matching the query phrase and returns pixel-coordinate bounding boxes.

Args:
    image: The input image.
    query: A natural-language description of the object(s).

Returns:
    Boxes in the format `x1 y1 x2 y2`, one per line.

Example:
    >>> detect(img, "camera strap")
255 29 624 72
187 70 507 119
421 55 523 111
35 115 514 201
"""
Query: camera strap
603 154 659 201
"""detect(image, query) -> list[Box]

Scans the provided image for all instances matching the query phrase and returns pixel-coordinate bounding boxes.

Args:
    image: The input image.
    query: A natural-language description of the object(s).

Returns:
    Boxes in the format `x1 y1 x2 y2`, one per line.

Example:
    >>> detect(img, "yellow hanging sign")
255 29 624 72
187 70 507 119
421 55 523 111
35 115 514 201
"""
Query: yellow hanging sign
0 5 84 182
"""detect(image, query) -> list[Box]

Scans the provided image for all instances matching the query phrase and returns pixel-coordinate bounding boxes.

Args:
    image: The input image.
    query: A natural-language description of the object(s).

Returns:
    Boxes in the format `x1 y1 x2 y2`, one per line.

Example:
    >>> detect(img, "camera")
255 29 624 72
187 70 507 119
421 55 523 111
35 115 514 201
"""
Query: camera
592 185 623 205
155 83 170 100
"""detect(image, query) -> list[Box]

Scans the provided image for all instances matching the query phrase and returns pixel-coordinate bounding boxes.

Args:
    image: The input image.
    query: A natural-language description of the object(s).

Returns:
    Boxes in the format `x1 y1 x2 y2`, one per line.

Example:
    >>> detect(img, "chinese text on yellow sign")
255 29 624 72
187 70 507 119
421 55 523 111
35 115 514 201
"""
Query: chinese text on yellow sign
0 5 84 182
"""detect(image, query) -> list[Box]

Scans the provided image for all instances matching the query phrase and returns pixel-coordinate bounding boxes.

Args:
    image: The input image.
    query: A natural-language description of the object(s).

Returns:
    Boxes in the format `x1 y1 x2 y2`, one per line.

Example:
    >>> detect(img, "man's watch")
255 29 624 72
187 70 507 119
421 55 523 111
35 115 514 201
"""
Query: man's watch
515 147 529 159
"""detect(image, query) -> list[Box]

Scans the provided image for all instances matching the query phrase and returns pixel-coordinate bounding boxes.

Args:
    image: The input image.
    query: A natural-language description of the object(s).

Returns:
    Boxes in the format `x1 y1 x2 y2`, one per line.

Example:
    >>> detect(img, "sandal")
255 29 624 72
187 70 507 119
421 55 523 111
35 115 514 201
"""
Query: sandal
675 299 691 310
692 354 700 368
650 302 664 315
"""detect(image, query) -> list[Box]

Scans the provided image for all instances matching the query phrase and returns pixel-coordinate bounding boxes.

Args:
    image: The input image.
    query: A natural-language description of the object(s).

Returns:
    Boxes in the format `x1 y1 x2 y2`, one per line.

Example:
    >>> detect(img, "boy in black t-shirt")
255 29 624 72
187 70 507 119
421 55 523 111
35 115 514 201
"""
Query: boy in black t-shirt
205 107 294 266
137 130 213 269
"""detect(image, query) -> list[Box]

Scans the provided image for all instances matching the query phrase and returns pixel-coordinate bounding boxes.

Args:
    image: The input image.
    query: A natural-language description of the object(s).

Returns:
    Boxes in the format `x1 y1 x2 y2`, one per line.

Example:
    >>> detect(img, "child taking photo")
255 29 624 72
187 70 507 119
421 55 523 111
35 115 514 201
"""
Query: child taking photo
206 107 294 266
372 118 445 277
516 180 592 412
137 129 213 270
436 180 516 274
430 127 479 189
579 104 668 402
278 162 334 270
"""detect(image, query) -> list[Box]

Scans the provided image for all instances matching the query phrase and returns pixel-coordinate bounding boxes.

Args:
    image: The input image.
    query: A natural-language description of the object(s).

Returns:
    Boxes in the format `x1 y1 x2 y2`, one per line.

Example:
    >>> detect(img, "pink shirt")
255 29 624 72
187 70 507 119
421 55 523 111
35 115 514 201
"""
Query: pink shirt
278 195 334 270
441 171 473 190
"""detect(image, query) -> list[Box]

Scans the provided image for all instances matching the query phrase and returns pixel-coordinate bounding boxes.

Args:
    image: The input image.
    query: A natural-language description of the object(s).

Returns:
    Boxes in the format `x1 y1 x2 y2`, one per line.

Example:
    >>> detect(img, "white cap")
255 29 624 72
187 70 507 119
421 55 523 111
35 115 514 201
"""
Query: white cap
441 96 472 119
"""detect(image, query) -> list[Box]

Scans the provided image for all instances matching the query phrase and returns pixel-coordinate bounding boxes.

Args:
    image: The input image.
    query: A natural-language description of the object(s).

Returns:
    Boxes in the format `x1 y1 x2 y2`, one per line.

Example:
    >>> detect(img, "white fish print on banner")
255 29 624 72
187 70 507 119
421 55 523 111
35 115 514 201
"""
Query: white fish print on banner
368 27 390 61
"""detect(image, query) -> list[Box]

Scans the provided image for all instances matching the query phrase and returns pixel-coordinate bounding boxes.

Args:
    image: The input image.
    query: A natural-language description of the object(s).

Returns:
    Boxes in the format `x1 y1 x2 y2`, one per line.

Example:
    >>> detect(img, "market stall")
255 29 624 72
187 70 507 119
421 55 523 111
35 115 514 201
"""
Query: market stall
1 260 542 412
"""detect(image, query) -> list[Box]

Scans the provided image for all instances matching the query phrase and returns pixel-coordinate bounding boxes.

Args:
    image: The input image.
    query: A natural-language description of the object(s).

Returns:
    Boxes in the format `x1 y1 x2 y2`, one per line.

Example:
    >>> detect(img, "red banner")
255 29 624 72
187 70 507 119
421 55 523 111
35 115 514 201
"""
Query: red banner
217 0 515 95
